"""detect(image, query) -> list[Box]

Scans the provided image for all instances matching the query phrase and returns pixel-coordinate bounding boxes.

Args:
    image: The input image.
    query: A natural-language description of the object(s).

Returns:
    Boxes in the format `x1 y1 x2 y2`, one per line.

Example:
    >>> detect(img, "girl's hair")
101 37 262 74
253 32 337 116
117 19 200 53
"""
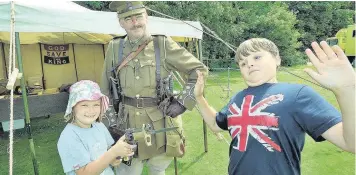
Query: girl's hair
235 38 280 63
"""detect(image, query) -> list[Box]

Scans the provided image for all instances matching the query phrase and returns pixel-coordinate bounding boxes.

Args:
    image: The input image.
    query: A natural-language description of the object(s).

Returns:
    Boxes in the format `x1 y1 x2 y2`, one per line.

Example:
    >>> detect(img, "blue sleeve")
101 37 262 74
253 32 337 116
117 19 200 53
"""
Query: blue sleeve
216 93 240 130
294 86 342 142
216 105 229 130
57 130 91 173
98 122 115 148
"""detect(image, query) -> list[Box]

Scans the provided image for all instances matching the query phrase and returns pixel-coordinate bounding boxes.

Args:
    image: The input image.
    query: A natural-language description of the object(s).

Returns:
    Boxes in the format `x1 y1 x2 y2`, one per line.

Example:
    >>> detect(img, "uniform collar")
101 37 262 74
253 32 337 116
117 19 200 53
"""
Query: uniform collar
124 34 152 50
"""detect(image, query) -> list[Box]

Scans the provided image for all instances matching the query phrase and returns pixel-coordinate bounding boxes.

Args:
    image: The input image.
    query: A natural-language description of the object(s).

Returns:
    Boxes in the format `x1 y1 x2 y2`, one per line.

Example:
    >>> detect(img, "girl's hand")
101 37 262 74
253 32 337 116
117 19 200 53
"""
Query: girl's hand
110 159 122 167
111 135 134 157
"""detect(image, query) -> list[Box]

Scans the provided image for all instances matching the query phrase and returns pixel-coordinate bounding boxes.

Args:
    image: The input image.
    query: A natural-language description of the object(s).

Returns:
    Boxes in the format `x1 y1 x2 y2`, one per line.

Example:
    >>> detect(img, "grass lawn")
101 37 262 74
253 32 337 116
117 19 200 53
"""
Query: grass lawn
0 66 354 175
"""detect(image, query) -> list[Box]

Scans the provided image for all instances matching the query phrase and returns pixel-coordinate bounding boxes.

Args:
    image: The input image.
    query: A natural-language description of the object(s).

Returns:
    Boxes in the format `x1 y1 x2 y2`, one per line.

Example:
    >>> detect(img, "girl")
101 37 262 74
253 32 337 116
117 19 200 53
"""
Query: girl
57 80 134 175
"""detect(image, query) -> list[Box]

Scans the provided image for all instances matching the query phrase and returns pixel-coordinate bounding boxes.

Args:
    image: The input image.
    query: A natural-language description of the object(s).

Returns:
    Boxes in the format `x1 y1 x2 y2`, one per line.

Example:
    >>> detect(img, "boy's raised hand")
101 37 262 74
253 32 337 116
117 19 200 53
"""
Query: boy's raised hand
194 70 205 98
304 41 355 93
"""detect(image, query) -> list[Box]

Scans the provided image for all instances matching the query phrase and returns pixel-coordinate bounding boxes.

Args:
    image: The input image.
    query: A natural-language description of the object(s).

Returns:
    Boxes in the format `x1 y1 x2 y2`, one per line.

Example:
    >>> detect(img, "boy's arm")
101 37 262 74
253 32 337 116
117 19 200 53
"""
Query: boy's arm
196 96 224 132
321 86 355 153
304 41 355 153
195 70 223 132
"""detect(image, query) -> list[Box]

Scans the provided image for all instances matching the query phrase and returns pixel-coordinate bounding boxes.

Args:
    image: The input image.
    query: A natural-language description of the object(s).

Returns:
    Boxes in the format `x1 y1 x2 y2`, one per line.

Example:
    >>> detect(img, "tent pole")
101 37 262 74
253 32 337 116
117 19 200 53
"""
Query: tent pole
72 44 79 81
197 39 208 153
1 43 8 79
15 32 40 175
38 43 46 89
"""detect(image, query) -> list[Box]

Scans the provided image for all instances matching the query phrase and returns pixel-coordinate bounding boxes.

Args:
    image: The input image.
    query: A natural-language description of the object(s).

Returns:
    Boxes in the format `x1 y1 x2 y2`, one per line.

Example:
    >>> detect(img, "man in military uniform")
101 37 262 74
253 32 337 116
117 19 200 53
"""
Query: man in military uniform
100 1 208 175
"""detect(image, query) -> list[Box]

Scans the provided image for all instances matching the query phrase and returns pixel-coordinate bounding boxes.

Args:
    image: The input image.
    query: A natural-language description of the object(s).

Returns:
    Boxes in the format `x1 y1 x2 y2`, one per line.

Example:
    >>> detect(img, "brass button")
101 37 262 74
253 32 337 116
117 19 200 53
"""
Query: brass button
136 112 140 116
135 94 140 98
152 62 155 66
135 76 140 80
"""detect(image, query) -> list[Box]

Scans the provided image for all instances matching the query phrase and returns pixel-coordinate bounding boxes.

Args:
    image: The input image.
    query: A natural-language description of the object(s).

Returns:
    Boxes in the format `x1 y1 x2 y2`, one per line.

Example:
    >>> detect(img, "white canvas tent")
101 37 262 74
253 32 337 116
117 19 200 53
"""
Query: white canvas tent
0 3 206 173
0 1 204 122
0 1 203 44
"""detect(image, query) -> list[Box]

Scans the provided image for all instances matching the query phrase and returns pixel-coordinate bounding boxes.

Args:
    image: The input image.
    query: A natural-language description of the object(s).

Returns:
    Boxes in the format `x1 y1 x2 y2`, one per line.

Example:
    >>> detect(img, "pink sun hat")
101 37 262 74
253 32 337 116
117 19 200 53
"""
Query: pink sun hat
64 80 109 121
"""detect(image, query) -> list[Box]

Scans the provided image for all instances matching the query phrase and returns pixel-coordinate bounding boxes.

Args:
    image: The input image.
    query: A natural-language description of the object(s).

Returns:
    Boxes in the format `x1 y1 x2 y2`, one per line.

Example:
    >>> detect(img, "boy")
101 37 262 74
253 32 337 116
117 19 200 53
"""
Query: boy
194 38 355 174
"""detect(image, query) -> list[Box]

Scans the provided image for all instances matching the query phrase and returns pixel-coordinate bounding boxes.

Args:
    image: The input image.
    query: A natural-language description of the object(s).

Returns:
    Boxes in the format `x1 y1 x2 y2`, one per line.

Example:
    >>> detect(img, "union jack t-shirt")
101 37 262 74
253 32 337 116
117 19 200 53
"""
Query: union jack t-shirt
216 83 341 175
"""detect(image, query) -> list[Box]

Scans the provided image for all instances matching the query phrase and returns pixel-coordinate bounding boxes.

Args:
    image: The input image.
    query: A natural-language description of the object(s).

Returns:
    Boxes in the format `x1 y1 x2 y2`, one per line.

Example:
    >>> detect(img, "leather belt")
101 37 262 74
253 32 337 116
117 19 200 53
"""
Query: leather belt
123 96 160 109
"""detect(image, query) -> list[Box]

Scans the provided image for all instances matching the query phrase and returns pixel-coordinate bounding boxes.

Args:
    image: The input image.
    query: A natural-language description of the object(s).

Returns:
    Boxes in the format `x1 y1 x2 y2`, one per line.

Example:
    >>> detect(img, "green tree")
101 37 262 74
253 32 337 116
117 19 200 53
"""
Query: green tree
73 1 354 67
287 1 355 52
237 2 303 66
74 1 110 11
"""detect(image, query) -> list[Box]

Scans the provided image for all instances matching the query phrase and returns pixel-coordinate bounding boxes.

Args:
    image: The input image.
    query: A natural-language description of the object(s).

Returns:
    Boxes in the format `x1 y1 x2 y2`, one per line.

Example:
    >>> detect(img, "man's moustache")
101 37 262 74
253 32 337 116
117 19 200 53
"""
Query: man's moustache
131 26 143 30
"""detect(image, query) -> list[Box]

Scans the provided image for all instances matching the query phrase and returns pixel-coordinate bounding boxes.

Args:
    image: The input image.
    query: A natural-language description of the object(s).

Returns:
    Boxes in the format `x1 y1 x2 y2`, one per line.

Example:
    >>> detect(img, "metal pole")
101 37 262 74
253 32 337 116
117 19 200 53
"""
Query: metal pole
1 43 7 79
174 157 178 175
198 39 208 152
38 43 45 90
227 67 230 98
15 32 39 175
72 44 78 81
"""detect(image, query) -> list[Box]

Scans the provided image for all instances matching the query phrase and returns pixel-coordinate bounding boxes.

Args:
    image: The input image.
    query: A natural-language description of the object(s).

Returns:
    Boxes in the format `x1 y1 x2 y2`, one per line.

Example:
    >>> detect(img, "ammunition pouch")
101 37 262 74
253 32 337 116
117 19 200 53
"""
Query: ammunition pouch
165 116 186 158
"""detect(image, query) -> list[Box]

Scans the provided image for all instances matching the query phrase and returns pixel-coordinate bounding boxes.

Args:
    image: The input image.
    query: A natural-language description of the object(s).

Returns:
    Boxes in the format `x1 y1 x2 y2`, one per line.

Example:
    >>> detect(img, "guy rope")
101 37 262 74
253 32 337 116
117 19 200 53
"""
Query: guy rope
146 7 327 90
6 2 39 175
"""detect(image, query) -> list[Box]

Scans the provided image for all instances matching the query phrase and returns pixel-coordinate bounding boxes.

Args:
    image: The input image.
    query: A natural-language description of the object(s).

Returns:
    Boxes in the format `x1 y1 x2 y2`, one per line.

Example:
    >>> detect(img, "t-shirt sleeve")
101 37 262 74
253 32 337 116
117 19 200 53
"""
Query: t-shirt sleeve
57 130 91 173
216 93 240 130
216 105 229 130
294 86 342 142
98 122 115 148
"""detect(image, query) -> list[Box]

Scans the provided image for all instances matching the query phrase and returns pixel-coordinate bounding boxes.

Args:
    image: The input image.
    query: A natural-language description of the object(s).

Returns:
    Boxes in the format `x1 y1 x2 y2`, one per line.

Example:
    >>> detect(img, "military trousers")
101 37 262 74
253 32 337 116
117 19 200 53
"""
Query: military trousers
115 153 173 175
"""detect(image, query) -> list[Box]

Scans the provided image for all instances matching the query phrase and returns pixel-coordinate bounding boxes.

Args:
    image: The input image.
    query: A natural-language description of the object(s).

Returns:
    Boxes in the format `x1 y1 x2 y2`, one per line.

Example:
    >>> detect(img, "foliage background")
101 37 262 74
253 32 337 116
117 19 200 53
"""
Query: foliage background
75 1 355 67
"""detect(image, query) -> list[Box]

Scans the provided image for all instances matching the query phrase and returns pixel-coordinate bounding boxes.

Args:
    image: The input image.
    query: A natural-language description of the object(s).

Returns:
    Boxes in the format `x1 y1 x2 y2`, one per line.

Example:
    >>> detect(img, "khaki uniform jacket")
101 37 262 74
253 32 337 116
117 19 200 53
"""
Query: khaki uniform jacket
100 34 208 160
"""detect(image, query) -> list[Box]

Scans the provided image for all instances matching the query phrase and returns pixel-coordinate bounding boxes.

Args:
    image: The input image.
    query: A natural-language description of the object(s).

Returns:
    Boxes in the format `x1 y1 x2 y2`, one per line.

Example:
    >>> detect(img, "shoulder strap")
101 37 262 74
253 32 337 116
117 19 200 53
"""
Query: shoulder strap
110 38 125 73
116 38 125 69
116 39 151 73
153 36 161 84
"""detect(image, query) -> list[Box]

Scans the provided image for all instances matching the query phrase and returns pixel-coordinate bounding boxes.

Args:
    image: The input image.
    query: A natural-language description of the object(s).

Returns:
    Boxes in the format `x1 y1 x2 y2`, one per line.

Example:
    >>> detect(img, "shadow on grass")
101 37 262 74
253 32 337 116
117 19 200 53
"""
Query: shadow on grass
178 152 207 174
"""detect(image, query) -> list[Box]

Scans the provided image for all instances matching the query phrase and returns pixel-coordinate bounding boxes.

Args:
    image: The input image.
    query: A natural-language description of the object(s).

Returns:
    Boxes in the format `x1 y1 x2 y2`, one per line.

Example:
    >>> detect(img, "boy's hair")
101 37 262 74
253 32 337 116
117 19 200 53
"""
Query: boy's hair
235 38 280 63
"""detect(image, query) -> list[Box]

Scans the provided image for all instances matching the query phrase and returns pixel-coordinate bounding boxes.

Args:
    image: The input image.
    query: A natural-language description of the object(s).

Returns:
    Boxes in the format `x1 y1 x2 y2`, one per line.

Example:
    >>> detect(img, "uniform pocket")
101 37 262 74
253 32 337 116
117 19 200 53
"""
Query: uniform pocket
145 107 165 148
119 63 135 88
139 59 156 87
166 134 185 158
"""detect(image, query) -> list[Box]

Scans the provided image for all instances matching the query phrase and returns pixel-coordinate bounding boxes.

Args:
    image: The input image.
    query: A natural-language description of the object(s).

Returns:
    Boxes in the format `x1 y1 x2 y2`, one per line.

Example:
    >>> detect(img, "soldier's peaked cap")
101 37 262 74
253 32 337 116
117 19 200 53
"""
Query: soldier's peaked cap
109 1 146 18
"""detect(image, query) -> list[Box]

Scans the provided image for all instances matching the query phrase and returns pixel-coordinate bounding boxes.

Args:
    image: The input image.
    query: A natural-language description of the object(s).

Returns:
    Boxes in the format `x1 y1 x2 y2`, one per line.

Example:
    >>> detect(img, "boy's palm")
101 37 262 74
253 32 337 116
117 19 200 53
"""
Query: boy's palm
194 70 205 97
304 41 355 92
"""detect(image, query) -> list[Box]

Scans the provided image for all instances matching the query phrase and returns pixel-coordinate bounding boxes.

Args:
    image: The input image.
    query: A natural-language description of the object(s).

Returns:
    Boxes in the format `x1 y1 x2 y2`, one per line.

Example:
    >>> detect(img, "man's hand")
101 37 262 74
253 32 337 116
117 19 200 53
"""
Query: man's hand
304 41 355 93
194 70 205 98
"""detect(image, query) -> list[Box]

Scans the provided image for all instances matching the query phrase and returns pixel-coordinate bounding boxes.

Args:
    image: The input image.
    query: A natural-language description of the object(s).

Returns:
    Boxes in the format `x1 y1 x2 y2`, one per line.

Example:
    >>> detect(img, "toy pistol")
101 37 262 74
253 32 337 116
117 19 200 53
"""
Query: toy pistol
119 124 178 166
